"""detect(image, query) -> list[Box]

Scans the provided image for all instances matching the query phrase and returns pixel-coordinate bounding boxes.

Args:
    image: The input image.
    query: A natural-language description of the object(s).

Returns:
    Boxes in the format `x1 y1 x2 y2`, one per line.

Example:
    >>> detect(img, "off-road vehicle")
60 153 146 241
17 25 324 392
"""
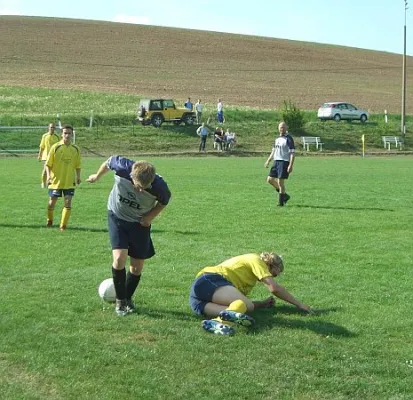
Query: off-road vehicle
137 99 196 128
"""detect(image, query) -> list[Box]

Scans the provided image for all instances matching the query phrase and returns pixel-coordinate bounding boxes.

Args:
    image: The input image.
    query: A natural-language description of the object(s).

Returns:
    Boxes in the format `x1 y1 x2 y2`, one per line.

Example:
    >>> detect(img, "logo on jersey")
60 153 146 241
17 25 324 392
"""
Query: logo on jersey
118 193 141 209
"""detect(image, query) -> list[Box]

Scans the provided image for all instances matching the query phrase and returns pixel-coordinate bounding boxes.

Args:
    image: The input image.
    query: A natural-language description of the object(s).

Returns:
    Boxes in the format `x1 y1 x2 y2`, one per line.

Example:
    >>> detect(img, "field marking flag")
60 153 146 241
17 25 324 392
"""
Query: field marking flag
362 134 365 158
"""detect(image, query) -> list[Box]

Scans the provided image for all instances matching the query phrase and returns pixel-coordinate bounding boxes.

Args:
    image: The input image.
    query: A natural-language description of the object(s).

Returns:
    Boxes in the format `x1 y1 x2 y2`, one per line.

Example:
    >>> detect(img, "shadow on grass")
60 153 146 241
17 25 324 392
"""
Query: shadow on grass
132 306 193 320
0 223 199 236
251 306 355 337
293 204 392 212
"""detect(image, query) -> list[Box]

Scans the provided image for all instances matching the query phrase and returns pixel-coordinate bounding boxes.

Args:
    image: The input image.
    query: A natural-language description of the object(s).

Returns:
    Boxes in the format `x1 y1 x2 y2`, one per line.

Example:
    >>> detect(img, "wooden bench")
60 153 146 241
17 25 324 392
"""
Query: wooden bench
382 136 403 150
301 136 323 151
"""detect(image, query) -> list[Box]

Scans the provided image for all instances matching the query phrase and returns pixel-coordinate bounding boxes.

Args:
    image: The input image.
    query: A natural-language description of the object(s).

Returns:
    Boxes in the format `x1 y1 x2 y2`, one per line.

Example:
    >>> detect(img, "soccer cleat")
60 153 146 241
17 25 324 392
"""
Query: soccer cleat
59 225 67 232
115 299 128 316
219 310 255 327
125 298 137 313
283 194 291 204
46 219 53 227
202 319 235 335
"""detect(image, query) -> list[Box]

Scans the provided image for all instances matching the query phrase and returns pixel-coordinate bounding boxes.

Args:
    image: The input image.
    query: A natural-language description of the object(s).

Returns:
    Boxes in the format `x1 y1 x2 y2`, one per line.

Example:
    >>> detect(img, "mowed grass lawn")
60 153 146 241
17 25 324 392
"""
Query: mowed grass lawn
1 155 412 400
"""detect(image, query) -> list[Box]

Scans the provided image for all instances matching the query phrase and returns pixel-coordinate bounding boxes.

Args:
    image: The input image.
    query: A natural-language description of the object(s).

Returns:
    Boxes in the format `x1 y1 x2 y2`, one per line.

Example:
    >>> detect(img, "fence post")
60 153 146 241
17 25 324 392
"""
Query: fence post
384 110 388 124
89 110 94 128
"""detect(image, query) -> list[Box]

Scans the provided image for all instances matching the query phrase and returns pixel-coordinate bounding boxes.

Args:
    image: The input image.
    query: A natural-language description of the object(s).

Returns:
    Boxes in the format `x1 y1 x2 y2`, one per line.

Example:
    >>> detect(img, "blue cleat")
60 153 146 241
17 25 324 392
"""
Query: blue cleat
219 310 255 327
202 319 235 336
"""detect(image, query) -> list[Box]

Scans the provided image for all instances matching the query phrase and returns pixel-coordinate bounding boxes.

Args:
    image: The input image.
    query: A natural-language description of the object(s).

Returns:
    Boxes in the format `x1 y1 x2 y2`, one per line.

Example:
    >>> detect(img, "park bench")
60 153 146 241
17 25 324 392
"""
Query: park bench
301 136 323 151
382 136 403 150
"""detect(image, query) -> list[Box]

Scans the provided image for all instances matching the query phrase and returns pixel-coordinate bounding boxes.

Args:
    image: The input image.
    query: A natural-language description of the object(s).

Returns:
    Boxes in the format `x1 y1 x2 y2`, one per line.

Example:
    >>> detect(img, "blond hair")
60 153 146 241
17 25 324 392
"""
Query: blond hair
130 161 156 188
260 252 284 273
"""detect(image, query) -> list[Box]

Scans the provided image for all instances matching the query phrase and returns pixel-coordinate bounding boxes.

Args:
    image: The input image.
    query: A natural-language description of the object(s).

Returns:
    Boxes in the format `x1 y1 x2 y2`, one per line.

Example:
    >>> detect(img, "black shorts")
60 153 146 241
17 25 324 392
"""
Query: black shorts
269 160 290 179
108 210 155 260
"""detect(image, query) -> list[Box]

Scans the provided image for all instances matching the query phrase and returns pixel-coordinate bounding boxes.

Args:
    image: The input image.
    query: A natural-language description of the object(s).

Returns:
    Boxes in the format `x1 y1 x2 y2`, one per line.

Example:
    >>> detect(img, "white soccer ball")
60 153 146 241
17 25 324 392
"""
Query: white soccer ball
98 278 116 303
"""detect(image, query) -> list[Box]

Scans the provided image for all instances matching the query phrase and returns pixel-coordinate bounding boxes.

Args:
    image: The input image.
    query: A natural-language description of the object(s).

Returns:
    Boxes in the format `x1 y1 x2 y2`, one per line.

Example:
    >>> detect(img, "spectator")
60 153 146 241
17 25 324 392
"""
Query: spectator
225 128 237 151
217 99 224 124
184 97 193 111
195 99 203 124
196 123 209 152
214 127 225 151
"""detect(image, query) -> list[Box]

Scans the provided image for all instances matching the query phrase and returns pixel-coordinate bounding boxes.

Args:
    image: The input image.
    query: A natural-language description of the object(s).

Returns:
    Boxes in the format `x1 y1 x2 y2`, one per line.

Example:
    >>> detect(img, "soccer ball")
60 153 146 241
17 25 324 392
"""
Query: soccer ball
98 278 116 303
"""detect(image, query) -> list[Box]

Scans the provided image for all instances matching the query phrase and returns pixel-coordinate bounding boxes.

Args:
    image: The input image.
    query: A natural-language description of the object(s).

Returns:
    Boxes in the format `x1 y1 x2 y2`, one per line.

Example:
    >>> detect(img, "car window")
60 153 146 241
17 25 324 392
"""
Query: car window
347 104 356 111
164 100 174 108
150 101 162 110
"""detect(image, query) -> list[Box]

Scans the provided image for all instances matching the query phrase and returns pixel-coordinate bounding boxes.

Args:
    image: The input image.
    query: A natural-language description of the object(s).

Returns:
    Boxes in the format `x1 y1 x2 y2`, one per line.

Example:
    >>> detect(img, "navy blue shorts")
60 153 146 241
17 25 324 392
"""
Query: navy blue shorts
189 273 233 316
269 160 290 179
108 210 155 260
48 189 75 197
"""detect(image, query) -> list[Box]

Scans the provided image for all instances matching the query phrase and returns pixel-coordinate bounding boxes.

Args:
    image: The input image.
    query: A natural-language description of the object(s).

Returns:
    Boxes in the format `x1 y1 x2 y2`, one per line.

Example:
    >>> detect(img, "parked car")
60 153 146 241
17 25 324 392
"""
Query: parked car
137 99 196 128
317 102 369 123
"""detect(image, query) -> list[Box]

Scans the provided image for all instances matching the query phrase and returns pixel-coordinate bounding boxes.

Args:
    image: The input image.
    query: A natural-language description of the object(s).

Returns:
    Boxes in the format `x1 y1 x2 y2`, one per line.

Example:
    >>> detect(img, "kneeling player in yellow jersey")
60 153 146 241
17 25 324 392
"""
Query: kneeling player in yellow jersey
189 252 313 335
45 125 81 231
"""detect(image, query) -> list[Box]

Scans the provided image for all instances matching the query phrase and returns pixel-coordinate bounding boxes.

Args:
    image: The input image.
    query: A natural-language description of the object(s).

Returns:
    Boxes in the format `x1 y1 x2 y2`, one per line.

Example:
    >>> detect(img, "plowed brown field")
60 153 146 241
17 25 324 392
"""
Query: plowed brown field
0 15 412 113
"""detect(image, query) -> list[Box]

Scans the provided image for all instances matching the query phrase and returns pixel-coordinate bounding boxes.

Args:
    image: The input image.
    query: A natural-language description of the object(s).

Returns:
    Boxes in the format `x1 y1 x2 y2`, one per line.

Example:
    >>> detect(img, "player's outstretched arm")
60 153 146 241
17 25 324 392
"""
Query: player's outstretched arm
262 277 314 314
87 162 110 183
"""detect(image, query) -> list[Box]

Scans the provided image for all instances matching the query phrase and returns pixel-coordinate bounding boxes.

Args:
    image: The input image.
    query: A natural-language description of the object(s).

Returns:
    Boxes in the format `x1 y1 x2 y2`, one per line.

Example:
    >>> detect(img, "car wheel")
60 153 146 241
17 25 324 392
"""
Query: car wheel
183 114 195 126
360 114 367 123
333 114 341 122
151 114 164 128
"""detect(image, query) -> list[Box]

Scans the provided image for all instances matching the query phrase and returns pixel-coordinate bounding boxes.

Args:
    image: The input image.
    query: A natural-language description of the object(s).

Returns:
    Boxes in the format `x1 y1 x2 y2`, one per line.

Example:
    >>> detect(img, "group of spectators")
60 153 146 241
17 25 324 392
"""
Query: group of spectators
186 97 236 152
184 97 224 125
196 123 237 152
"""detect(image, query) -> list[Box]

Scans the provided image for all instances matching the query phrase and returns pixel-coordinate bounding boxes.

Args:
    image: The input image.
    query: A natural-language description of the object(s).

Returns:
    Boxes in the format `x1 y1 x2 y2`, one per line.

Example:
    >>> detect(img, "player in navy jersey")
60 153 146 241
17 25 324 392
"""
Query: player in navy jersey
264 121 295 206
87 156 171 316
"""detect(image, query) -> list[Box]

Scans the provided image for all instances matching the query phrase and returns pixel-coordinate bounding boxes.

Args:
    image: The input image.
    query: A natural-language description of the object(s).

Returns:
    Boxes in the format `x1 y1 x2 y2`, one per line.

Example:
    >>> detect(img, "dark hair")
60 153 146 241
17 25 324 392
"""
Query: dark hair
62 124 74 131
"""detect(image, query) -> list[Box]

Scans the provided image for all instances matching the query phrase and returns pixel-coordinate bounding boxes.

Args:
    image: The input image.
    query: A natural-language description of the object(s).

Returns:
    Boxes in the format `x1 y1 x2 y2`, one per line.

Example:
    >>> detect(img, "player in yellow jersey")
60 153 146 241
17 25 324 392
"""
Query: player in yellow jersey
38 123 60 188
189 252 313 335
45 125 81 231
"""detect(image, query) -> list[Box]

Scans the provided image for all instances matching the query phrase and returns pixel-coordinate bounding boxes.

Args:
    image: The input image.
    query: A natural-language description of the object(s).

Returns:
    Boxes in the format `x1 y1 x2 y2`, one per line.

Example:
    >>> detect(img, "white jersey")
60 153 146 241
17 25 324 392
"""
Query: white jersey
273 134 295 162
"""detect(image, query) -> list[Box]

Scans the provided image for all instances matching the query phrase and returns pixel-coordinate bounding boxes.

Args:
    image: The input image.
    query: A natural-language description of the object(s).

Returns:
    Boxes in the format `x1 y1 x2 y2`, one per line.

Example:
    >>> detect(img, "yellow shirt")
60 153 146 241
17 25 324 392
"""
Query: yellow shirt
46 141 81 189
39 132 60 160
196 254 272 295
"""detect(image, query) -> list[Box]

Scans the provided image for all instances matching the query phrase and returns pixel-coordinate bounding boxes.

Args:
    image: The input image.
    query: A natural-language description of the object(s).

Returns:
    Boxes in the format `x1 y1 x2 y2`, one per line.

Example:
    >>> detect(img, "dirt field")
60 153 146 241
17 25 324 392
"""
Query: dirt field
0 16 412 113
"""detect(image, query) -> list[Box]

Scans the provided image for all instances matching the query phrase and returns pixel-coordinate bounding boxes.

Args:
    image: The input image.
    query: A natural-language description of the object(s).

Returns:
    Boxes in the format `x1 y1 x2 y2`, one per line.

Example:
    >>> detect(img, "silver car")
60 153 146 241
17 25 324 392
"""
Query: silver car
317 102 369 123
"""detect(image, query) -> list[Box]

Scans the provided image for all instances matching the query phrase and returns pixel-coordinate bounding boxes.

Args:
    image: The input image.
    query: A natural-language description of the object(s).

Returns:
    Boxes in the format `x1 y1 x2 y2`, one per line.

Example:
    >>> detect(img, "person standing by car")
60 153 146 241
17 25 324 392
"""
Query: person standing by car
184 97 193 111
195 99 204 124
217 99 224 124
264 121 295 207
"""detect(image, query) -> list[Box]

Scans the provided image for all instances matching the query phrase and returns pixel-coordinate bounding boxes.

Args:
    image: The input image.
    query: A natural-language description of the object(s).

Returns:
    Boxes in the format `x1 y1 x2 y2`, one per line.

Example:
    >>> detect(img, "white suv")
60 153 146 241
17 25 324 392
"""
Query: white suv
318 102 369 123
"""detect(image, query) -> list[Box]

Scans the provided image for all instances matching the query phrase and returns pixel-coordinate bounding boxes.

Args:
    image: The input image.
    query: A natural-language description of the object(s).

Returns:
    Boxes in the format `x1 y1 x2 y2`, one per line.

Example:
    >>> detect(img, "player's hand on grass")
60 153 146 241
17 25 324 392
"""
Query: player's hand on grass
263 296 276 308
300 304 315 315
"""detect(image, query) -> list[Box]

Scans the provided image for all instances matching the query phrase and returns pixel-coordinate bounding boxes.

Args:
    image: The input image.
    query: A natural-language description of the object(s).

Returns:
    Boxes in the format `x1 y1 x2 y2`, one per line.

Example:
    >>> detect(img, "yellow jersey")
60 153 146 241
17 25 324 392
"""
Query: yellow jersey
46 141 81 189
39 132 60 161
196 253 272 295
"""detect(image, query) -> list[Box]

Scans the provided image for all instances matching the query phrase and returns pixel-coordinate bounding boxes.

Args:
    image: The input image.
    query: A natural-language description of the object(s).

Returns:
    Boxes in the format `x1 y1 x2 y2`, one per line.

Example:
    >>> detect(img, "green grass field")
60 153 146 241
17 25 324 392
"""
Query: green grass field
1 156 413 399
